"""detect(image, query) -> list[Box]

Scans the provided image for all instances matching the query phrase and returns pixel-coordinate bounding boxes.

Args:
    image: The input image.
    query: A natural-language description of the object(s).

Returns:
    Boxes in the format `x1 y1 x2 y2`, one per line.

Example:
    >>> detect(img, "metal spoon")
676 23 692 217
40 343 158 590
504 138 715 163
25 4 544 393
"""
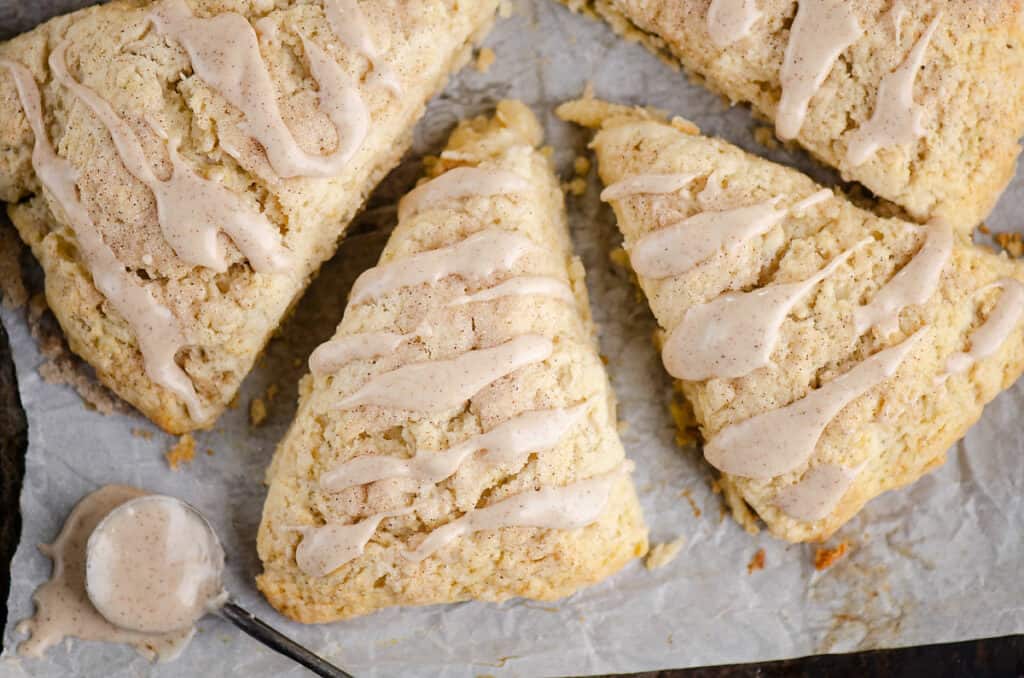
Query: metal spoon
85 495 353 678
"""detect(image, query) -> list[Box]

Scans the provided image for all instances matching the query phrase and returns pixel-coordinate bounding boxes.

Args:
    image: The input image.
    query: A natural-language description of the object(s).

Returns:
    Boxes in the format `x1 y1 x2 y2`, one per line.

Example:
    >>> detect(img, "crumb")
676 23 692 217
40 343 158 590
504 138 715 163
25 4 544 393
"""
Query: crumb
540 145 554 159
814 541 850 570
266 383 279 402
250 397 268 426
678 488 702 518
205 448 215 456
0 223 27 310
670 116 699 135
993 232 1023 258
131 427 154 440
474 47 496 73
563 177 587 196
645 536 686 570
978 223 991 235
608 247 631 269
165 434 196 470
753 125 779 150
747 548 766 574
573 156 591 176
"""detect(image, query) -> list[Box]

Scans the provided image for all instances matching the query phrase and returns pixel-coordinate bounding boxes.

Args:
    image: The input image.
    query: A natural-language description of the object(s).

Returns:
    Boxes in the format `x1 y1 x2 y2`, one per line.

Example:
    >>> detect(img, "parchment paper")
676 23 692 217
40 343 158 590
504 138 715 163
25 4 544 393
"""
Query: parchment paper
2 1 1023 676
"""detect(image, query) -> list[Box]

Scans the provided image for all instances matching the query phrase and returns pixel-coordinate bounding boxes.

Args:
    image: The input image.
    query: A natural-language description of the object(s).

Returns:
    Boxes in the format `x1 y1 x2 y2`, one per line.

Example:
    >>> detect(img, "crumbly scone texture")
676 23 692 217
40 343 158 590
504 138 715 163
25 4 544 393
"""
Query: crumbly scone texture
257 101 648 623
559 98 1024 542
0 0 499 433
559 0 1024 232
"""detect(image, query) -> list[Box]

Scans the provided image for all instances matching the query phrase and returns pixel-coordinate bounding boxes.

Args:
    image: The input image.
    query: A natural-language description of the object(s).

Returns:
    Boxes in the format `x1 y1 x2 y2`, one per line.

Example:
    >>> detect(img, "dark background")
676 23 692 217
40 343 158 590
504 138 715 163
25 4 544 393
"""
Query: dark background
0 321 1020 678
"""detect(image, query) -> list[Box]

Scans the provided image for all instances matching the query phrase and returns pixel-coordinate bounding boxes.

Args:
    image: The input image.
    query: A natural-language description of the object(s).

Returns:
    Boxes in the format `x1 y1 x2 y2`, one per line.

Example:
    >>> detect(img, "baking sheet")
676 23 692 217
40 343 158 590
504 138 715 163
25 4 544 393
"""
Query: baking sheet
2 1 1024 676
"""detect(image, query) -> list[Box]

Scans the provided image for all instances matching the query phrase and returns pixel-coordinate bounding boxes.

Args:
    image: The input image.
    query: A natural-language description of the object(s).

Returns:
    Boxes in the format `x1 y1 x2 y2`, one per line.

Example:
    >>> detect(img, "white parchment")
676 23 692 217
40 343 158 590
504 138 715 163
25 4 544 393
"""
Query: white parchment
2 1 1023 676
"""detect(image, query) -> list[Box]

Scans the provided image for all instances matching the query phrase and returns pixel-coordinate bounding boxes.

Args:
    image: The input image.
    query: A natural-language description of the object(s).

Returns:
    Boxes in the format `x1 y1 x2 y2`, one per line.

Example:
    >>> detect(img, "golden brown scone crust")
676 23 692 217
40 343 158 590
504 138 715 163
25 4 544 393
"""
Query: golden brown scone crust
560 98 1024 542
256 101 648 623
0 0 499 433
559 0 1024 232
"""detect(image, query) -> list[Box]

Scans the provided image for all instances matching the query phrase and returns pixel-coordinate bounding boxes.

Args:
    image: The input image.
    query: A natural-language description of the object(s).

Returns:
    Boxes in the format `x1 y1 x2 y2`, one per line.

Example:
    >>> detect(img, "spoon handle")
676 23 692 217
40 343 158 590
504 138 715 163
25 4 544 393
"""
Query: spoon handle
220 601 354 678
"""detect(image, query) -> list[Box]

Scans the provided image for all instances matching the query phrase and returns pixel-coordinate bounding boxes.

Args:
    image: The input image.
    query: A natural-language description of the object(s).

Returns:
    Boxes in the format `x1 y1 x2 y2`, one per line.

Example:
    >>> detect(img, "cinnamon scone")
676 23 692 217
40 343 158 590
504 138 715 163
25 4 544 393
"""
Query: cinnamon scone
256 101 648 623
0 0 499 433
558 0 1024 232
559 98 1024 542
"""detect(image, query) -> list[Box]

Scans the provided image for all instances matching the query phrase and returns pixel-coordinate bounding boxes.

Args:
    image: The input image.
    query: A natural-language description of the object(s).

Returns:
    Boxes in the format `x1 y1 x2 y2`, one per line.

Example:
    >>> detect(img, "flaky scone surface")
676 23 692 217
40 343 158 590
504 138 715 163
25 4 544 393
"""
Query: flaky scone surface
0 0 498 432
561 99 1024 542
560 0 1024 232
256 101 647 623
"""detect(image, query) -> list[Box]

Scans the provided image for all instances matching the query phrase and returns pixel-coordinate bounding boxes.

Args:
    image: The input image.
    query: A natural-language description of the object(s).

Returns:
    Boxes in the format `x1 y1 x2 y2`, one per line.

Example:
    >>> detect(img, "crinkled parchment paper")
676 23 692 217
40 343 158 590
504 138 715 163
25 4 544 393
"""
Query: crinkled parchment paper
2 1 1023 676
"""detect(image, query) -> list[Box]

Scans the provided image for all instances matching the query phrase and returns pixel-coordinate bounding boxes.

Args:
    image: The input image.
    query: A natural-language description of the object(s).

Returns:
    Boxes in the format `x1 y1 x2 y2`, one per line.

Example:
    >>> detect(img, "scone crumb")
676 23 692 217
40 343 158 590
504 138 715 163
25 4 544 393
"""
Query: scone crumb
474 47 496 73
814 541 850 570
266 383 280 402
206 448 215 456
753 125 779 150
608 247 630 269
678 488 701 518
747 548 766 574
165 434 196 470
573 156 591 176
131 427 154 441
977 223 991 235
563 177 587 196
645 536 686 570
250 397 268 426
993 232 1023 258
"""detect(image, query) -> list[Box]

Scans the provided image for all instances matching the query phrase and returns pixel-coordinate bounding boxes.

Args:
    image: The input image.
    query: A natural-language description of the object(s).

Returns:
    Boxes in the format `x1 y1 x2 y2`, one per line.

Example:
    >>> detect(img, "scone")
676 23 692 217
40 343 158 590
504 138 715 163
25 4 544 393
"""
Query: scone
256 101 648 623
559 97 1024 542
559 0 1024 232
0 0 499 433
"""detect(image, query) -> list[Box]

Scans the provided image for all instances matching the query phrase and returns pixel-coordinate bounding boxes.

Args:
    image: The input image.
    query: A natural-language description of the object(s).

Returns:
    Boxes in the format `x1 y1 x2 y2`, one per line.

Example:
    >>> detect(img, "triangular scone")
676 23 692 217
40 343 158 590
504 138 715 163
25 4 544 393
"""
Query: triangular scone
0 0 498 433
560 0 1024 232
559 98 1024 543
257 101 648 623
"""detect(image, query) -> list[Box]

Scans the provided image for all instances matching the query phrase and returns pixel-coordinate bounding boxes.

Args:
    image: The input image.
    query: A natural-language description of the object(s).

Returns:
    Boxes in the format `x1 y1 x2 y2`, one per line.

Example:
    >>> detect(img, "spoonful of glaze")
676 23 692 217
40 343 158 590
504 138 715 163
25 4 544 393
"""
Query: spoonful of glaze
85 494 352 677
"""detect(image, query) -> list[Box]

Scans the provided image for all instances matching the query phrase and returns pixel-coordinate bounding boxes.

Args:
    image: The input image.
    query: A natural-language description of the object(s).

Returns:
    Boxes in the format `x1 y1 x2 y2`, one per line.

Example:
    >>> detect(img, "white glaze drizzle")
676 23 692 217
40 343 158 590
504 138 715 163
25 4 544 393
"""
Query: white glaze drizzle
945 279 1024 376
294 505 415 577
0 59 206 421
150 0 368 179
309 331 412 376
777 0 863 140
599 173 696 201
337 334 553 412
403 462 630 563
707 0 762 48
50 44 289 274
855 219 952 336
776 464 855 521
320 403 588 492
846 16 940 167
322 0 402 95
629 198 785 279
447 275 575 306
349 229 539 304
704 330 922 479
397 167 531 222
662 242 862 381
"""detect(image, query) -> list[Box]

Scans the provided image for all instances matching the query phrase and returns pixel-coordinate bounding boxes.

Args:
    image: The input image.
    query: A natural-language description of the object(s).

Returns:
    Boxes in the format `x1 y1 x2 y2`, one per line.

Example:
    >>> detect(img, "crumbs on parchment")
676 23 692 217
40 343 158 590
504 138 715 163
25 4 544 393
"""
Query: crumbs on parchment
165 434 196 470
814 540 850 570
747 548 766 574
474 47 496 73
131 427 154 440
645 536 686 570
993 231 1023 258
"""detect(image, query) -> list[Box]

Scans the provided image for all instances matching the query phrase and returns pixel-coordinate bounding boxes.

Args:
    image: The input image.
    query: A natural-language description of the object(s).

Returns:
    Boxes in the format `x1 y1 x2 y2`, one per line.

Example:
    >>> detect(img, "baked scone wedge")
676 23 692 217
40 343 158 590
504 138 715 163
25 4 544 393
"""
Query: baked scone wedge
257 101 648 623
0 0 499 433
559 98 1024 542
559 0 1024 232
